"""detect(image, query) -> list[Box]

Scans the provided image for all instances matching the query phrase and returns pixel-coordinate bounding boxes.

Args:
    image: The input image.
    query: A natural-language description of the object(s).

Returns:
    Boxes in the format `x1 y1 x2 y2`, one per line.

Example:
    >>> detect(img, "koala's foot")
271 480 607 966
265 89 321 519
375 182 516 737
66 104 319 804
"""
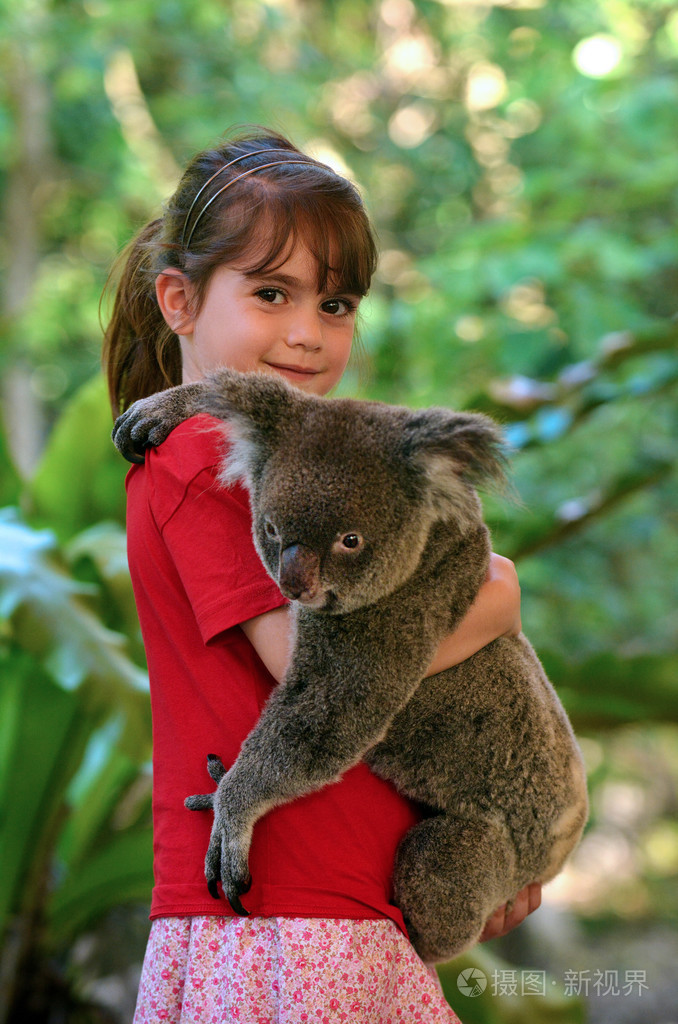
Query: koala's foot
185 754 253 916
393 813 516 963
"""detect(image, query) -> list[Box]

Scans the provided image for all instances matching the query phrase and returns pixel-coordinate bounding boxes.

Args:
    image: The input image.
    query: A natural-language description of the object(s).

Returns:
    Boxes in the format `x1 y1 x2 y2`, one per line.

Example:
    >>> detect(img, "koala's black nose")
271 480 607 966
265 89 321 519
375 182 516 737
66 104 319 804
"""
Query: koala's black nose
279 543 320 601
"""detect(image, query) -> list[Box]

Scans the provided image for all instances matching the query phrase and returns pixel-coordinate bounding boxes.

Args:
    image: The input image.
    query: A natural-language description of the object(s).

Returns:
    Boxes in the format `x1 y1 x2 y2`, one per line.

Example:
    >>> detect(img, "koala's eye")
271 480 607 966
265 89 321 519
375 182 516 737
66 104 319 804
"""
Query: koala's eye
342 533 361 549
334 532 364 553
264 520 279 539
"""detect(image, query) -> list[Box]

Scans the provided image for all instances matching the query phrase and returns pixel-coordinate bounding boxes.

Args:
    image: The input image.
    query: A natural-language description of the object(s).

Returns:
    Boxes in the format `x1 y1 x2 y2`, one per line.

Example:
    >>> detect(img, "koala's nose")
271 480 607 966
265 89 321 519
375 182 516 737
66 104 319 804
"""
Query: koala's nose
279 543 320 601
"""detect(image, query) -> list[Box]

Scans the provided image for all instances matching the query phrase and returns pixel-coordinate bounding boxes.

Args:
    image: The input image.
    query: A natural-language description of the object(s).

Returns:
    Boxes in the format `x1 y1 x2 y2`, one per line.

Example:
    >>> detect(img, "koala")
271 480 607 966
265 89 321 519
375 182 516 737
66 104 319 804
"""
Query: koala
113 368 588 963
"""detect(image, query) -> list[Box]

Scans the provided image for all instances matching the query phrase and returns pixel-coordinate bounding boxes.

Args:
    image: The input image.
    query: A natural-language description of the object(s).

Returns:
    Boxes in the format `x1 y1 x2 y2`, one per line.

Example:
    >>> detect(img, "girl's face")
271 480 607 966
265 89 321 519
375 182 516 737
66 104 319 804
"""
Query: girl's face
158 244 361 397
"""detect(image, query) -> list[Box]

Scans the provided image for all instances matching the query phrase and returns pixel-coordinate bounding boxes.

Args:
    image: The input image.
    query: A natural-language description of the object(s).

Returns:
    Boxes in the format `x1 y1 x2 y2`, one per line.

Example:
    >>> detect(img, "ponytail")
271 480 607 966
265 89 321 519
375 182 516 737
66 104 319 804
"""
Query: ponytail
102 219 182 418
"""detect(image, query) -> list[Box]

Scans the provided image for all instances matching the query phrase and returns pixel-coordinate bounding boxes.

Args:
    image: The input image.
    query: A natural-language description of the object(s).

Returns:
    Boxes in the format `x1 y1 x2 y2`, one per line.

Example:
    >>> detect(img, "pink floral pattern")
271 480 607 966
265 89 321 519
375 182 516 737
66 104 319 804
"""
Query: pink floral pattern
133 916 461 1023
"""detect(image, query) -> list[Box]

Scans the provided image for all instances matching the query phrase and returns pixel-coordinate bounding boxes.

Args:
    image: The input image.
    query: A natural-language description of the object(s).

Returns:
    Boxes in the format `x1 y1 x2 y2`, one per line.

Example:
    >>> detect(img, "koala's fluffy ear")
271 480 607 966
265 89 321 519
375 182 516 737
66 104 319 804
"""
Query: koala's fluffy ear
195 368 302 485
402 408 508 518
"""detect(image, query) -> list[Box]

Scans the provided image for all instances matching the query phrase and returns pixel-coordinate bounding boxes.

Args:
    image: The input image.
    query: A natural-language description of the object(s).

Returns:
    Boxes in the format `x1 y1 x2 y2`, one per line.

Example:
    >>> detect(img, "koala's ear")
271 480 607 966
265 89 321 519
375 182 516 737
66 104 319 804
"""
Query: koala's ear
195 368 302 485
402 408 508 515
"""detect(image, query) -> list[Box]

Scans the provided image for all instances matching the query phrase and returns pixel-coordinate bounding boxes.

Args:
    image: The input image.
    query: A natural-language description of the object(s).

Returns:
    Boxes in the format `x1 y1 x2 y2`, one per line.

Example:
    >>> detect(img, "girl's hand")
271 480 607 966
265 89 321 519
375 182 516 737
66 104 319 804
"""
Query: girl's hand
425 553 521 676
485 552 522 638
480 882 542 942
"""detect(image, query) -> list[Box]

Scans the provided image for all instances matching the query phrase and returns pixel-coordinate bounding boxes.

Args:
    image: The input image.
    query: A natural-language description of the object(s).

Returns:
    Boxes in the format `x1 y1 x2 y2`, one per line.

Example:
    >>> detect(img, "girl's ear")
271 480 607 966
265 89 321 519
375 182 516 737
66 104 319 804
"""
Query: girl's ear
155 269 195 335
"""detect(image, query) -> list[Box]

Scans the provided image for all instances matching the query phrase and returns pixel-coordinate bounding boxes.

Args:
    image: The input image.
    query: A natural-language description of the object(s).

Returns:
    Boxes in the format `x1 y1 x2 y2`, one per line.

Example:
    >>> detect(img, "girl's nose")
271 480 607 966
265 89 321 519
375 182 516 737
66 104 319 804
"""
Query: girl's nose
284 308 323 349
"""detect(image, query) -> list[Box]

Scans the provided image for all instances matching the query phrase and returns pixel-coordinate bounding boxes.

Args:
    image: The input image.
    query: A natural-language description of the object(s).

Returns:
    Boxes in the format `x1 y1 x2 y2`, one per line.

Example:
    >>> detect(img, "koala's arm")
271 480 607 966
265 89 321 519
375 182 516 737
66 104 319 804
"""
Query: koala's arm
425 553 521 676
112 381 210 463
234 610 431 800
195 606 435 910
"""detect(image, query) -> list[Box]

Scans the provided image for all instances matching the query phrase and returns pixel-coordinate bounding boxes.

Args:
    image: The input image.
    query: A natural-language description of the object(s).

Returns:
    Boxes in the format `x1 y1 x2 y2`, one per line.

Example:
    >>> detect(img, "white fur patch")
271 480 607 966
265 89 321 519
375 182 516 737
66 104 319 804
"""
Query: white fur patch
419 452 480 529
217 416 258 489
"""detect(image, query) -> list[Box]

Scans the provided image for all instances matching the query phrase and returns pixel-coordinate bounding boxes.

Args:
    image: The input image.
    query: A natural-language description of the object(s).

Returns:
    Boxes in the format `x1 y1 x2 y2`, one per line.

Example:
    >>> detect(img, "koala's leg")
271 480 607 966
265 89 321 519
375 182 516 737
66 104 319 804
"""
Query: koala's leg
393 813 517 964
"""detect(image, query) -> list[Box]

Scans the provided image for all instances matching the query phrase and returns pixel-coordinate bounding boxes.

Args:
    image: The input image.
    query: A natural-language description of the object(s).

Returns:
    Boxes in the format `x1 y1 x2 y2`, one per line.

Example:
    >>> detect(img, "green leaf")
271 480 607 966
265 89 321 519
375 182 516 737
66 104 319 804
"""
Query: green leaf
0 651 95 938
48 829 153 948
0 508 149 754
28 375 127 541
59 726 149 870
66 520 141 644
541 650 678 731
0 419 21 507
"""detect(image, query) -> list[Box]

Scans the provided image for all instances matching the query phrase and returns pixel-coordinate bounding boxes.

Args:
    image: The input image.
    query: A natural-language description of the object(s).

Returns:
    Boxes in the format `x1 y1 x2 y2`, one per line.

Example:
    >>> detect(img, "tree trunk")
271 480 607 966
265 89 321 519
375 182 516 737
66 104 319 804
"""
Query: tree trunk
1 30 53 476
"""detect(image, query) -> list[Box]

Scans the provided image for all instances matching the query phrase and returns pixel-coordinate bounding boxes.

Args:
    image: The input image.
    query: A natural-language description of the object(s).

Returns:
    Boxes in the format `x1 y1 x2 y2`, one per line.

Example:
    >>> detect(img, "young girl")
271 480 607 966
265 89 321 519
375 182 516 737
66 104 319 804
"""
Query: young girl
103 129 540 1023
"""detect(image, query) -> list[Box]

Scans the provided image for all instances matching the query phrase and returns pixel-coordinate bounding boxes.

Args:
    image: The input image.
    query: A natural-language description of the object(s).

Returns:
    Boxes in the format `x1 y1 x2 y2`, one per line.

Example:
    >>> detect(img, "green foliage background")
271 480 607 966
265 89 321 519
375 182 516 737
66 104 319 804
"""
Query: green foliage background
1 0 676 1021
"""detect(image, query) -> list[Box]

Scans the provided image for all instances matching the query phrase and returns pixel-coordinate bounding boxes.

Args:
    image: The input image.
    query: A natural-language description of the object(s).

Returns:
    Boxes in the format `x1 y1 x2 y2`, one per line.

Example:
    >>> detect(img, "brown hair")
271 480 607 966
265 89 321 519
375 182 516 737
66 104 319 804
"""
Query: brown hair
102 129 378 417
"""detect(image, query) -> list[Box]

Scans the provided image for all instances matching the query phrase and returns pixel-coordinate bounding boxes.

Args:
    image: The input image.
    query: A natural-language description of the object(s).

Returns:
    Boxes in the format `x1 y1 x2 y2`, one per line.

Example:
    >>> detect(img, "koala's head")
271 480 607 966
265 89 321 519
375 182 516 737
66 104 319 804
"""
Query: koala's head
198 369 507 613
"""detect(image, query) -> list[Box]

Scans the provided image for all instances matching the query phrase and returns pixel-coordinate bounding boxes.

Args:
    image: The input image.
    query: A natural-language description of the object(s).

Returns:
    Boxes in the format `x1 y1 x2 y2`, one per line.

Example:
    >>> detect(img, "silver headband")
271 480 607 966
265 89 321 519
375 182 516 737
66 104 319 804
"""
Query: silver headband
181 152 325 250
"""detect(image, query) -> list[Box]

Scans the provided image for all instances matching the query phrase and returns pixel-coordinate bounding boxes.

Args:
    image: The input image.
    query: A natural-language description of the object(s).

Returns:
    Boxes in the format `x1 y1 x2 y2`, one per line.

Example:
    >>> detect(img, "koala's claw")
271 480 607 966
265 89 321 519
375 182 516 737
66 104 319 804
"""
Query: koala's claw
206 870 250 916
183 755 226 809
229 873 252 916
110 415 147 464
229 893 251 917
112 413 172 464
205 851 252 916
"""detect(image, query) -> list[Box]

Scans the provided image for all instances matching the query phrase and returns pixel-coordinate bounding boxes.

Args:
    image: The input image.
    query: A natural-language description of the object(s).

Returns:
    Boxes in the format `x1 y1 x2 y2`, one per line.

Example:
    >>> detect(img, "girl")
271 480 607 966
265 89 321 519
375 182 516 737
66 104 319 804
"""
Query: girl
103 129 540 1023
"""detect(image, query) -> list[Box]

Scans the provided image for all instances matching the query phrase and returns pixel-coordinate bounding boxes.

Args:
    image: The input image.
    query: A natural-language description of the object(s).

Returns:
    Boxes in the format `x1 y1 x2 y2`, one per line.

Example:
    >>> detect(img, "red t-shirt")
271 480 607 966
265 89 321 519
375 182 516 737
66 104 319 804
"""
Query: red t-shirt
125 415 421 935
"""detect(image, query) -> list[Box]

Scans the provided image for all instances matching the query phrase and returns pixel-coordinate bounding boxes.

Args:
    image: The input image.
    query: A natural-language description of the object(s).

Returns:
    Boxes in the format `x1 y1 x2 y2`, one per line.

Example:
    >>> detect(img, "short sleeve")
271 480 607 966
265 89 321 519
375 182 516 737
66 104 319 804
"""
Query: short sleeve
146 418 287 644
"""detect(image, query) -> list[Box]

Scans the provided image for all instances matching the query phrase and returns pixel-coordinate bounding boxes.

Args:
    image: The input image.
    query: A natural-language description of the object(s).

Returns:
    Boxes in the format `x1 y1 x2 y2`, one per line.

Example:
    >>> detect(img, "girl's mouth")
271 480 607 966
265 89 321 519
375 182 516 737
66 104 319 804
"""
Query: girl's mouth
267 363 321 384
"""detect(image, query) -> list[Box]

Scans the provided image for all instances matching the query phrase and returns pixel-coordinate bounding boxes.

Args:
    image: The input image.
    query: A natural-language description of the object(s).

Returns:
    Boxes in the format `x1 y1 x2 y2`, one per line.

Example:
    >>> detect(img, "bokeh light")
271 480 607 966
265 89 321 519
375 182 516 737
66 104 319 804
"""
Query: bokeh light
573 34 624 78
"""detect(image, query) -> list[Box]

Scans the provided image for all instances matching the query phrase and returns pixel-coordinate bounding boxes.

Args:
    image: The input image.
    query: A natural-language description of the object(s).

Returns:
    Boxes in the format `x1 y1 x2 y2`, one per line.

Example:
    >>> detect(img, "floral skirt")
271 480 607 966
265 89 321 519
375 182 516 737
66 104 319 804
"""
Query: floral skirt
133 915 461 1023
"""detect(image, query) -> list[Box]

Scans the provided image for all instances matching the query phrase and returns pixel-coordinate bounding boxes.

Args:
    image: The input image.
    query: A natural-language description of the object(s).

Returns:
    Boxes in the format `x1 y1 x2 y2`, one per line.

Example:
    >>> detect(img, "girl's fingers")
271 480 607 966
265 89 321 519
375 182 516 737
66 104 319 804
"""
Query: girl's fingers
479 882 542 942
527 881 543 914
479 904 508 942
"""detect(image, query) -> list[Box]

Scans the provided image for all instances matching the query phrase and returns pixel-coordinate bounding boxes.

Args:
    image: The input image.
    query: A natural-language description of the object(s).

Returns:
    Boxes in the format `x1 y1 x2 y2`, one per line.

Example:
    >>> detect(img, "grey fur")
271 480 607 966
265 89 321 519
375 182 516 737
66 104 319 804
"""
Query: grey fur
113 369 588 962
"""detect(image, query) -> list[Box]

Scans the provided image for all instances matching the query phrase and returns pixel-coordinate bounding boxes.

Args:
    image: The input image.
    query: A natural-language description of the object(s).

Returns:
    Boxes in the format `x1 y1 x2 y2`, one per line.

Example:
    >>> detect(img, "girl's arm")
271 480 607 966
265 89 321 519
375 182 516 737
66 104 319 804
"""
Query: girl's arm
240 605 292 683
242 553 520 684
424 552 521 677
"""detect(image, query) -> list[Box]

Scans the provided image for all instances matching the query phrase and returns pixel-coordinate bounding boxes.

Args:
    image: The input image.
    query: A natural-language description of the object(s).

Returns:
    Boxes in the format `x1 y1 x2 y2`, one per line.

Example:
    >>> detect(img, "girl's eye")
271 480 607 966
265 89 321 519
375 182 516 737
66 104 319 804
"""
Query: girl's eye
334 532 364 553
256 288 285 305
321 297 357 317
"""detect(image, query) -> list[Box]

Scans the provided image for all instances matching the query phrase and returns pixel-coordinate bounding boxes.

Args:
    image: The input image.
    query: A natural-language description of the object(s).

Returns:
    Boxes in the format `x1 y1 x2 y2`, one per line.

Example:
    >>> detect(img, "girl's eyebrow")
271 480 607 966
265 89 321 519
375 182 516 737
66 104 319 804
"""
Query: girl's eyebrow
246 270 361 297
246 271 302 288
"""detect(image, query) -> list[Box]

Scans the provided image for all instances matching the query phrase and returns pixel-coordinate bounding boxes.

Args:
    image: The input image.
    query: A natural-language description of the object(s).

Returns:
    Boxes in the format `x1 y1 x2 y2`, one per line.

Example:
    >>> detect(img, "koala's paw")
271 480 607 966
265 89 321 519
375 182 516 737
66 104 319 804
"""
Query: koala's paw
112 390 188 463
185 754 253 916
